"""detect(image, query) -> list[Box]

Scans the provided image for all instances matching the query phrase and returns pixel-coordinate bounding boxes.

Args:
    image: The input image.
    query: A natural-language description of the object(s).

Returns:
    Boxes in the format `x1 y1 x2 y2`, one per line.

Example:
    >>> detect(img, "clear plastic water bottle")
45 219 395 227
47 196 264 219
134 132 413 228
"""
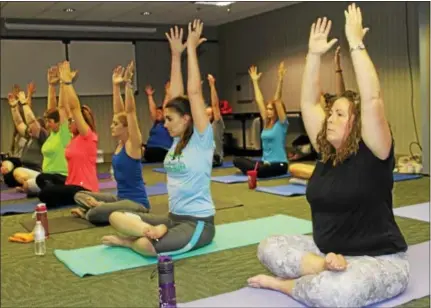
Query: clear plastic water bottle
34 221 46 256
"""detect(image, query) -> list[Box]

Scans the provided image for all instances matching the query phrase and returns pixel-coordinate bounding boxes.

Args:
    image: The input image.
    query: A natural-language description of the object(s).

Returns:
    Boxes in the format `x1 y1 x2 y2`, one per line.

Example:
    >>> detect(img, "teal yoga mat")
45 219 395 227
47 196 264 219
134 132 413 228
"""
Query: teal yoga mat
54 214 312 277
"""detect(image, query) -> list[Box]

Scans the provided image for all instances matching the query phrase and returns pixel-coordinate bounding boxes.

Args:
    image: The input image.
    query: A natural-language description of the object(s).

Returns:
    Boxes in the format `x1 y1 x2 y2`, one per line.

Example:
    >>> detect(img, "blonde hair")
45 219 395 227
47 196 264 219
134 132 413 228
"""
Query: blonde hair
116 112 128 127
316 90 362 166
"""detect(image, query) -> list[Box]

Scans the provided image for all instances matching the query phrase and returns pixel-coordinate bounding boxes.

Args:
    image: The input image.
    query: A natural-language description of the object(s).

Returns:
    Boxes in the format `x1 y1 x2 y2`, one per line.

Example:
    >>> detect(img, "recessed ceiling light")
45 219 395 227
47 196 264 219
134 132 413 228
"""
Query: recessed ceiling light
140 11 151 16
194 2 235 7
63 8 75 13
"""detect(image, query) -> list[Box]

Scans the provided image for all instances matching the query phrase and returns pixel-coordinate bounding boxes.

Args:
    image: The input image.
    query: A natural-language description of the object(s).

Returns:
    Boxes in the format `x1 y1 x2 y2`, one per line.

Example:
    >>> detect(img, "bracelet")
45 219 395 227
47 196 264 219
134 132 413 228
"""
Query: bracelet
336 70 342 73
350 42 366 52
125 82 134 89
61 80 73 85
10 103 18 108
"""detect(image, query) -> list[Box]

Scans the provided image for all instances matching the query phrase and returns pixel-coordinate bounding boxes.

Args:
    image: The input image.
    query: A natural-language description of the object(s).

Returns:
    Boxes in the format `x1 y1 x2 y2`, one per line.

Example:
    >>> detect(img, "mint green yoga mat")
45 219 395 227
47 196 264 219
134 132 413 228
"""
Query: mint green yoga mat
54 214 312 277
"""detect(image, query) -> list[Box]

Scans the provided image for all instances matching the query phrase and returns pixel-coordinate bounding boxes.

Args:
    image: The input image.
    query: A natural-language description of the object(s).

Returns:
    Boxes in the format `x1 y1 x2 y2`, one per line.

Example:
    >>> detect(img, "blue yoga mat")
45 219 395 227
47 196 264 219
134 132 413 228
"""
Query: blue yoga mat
153 161 235 174
180 241 430 308
0 183 168 215
393 173 423 182
53 214 312 277
211 172 291 184
255 184 306 197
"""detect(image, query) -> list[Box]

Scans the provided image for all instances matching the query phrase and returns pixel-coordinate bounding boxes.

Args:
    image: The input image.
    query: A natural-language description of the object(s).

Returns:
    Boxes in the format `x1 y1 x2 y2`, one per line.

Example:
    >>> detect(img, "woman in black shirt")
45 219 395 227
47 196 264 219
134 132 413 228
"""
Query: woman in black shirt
247 5 409 307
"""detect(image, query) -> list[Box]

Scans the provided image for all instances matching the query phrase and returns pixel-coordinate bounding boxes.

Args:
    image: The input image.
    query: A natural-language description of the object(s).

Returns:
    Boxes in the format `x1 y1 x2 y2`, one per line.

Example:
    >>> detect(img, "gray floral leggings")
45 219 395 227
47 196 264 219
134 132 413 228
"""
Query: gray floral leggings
258 235 410 307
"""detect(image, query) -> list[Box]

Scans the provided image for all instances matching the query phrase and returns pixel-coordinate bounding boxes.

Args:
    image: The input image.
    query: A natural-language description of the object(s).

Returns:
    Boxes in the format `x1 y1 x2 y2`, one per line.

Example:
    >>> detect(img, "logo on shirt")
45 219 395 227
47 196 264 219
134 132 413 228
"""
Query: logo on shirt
164 151 186 173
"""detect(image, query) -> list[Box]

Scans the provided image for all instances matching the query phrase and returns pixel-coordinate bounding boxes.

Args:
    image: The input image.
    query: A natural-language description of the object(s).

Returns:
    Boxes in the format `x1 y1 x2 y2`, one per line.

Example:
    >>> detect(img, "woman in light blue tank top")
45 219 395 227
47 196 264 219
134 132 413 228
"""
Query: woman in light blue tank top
101 20 216 257
233 62 290 178
71 61 150 224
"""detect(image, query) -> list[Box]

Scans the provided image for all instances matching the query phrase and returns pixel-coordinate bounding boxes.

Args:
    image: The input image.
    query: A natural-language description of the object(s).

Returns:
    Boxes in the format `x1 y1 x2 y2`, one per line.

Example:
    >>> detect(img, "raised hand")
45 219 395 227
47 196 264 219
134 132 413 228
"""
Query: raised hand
58 61 77 83
123 60 134 84
165 26 186 55
248 65 262 81
112 65 125 85
17 91 27 104
278 61 287 78
207 74 215 85
186 19 207 49
47 66 60 85
27 82 36 96
7 93 18 106
12 84 20 98
344 3 369 47
308 17 338 55
145 85 155 96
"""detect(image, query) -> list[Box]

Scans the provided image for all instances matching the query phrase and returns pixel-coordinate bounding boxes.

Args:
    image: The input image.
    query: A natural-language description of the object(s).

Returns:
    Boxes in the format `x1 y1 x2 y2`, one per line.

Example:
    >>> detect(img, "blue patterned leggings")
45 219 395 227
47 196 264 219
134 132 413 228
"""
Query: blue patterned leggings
257 235 410 307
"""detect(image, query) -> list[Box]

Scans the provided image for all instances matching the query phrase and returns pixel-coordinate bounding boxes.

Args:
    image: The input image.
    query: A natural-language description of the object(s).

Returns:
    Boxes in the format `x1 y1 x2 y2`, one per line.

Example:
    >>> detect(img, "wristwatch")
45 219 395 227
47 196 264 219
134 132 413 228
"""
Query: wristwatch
350 42 366 52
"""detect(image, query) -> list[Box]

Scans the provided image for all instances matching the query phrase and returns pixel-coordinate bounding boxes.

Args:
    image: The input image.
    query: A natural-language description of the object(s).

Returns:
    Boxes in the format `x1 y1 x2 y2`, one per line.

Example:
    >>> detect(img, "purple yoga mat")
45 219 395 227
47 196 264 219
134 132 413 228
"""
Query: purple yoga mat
180 241 430 308
1 191 26 201
97 173 111 180
98 181 117 190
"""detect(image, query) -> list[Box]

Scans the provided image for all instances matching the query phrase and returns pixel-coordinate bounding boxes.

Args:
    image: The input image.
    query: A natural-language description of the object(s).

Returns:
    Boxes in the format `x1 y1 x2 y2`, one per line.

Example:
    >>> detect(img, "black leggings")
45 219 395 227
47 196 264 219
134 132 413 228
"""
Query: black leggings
213 154 223 168
233 157 288 178
143 147 168 163
36 173 67 190
2 157 41 187
38 184 88 208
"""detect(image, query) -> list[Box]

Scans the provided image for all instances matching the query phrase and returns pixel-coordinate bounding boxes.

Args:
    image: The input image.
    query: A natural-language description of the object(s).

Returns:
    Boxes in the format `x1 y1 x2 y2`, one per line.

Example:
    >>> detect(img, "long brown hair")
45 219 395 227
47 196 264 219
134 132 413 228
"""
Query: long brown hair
165 96 193 157
316 90 361 166
264 100 286 129
81 105 97 133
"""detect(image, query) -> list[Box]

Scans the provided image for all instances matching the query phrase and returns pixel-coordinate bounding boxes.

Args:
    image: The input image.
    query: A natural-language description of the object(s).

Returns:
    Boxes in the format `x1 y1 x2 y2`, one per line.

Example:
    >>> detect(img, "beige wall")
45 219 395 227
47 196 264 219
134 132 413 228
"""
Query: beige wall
218 1 422 155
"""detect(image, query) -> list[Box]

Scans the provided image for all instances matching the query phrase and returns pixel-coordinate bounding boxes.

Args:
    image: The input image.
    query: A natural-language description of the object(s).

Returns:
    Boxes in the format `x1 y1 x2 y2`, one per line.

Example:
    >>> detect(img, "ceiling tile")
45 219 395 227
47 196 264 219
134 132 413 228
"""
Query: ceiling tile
1 1 56 18
75 2 144 21
35 1 103 20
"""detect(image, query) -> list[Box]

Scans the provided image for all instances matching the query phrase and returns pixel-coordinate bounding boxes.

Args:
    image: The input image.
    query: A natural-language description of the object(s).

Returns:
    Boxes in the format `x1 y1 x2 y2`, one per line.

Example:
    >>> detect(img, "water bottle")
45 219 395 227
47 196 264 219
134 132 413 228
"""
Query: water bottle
34 221 46 256
158 256 177 308
34 203 49 238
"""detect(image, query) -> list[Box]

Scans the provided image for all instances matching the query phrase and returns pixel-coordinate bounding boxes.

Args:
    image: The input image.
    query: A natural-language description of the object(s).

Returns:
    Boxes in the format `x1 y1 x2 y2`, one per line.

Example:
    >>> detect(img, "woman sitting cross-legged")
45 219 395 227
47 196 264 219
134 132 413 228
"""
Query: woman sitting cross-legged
247 5 409 307
102 20 216 256
71 62 150 224
233 61 289 178
37 61 99 208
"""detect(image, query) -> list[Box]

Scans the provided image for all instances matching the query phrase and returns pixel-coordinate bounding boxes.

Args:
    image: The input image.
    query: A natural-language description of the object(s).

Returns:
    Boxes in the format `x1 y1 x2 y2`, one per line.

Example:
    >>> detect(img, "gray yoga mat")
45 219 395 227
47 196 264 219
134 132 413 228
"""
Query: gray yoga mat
20 216 95 234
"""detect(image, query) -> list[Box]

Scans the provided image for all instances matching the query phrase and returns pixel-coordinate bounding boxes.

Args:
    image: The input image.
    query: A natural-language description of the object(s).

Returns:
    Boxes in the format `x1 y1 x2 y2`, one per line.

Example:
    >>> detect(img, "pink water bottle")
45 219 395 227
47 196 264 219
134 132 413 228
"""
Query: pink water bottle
35 203 49 238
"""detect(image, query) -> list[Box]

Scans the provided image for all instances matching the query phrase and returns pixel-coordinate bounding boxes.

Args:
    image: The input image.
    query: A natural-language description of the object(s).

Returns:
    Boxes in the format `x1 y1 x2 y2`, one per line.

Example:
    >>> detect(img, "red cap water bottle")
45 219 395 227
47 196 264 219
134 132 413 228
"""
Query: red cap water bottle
34 203 49 238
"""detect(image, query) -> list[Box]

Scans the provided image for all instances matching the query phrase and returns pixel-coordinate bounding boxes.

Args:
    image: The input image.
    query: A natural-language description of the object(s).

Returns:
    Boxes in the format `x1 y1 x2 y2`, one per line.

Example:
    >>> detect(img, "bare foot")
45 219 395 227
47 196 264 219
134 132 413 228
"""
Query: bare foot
71 208 85 218
325 253 347 271
102 235 128 247
86 196 104 207
247 274 281 289
144 224 168 240
15 186 25 193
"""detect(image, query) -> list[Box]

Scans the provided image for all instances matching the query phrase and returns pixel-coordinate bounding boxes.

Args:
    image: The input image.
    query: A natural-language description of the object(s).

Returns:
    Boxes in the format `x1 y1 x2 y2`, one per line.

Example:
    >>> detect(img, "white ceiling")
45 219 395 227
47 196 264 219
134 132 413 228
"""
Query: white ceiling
0 1 299 26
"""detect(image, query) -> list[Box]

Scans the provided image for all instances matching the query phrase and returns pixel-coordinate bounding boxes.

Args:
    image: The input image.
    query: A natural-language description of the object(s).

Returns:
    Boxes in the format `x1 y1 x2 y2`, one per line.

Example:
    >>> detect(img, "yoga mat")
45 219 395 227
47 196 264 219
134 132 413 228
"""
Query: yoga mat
1 191 26 201
393 173 423 182
20 216 96 234
152 161 235 174
97 173 111 180
180 241 430 308
211 173 291 184
255 184 307 197
0 183 168 215
53 214 312 277
393 202 430 222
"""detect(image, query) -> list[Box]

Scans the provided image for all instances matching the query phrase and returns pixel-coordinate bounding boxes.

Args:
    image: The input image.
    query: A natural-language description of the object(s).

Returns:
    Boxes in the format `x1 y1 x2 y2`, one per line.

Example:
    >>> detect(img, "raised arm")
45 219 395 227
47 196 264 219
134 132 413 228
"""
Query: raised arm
186 19 209 133
162 81 171 109
301 17 338 152
345 3 391 159
207 74 221 121
273 62 287 122
47 66 59 111
145 85 157 122
248 65 266 120
21 82 42 137
123 61 142 158
166 27 186 98
112 66 125 115
7 92 27 136
58 61 89 136
334 46 346 96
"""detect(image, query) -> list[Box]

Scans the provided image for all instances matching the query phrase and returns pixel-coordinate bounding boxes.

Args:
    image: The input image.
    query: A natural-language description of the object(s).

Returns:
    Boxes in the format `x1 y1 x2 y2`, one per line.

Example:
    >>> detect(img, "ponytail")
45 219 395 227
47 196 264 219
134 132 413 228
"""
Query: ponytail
174 122 193 157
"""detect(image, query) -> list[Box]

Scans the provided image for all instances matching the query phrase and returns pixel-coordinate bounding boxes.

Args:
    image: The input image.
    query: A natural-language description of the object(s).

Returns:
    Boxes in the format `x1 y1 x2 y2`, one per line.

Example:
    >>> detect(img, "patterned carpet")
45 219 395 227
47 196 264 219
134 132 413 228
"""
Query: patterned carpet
1 162 429 308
